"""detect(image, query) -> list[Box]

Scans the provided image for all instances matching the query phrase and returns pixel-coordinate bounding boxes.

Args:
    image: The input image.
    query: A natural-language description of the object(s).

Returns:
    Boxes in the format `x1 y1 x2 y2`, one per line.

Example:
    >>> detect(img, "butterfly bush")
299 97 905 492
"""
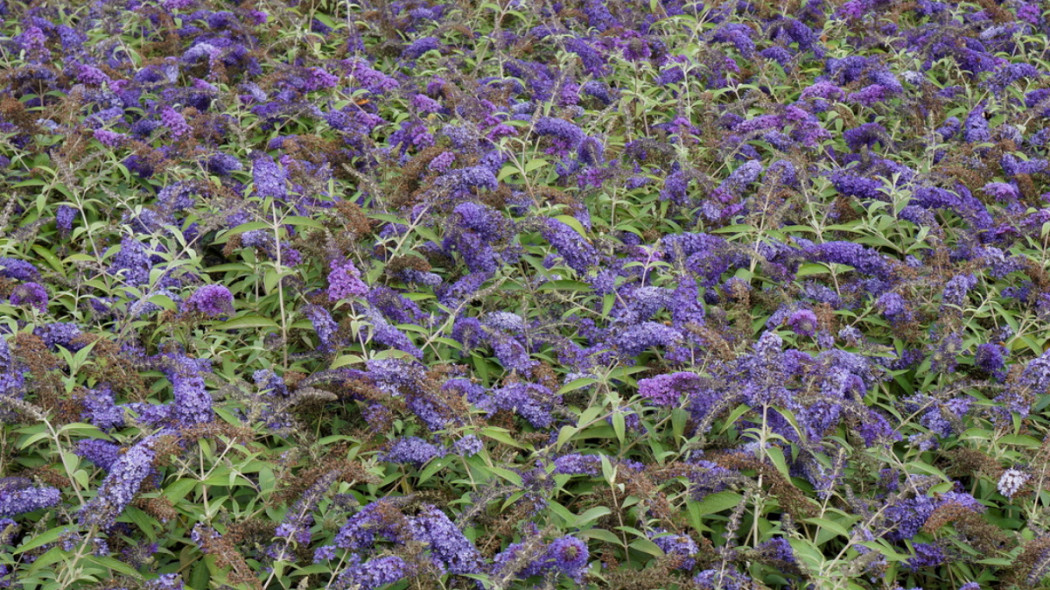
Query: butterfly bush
2 0 1050 588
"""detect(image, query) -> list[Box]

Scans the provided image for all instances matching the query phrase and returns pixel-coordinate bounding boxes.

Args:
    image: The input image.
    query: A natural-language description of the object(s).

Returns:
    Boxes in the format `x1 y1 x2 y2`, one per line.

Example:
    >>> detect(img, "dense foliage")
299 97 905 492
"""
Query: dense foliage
1 0 1050 588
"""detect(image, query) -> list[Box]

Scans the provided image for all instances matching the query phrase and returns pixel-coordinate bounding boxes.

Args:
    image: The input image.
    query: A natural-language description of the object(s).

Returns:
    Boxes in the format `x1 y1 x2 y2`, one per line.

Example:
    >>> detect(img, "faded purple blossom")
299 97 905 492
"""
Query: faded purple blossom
758 537 795 565
534 116 585 150
694 569 752 589
482 382 558 428
207 153 242 176
428 151 455 173
267 470 341 561
613 322 682 356
651 530 699 570
964 103 991 143
942 274 978 307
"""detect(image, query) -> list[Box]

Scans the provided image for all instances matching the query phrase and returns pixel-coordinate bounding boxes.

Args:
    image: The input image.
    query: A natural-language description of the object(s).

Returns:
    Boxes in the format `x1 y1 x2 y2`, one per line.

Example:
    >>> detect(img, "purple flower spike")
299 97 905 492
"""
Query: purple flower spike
638 372 701 407
160 106 191 138
78 434 160 528
409 505 483 574
0 259 39 281
547 536 589 582
185 285 234 317
328 259 368 301
252 154 288 200
145 573 185 590
0 478 61 518
381 437 443 466
786 309 818 337
9 282 48 312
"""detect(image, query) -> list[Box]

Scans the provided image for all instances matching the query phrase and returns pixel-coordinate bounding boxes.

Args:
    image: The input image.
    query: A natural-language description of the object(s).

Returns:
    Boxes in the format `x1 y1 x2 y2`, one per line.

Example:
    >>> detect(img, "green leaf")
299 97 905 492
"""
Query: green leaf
607 366 650 380
163 478 198 503
612 409 625 446
417 455 452 485
480 426 527 449
216 221 272 244
671 408 688 441
220 316 279 330
578 405 604 427
575 506 611 528
206 263 252 273
804 517 852 543
525 158 550 173
331 354 364 369
600 454 617 484
765 445 791 478
31 245 65 277
787 538 826 572
858 541 910 561
553 215 588 238
578 528 622 545
539 279 591 292
291 564 332 577
692 491 743 515
489 466 523 487
558 377 598 395
555 425 578 450
718 404 751 434
629 537 665 557
27 546 70 574
18 425 52 450
976 557 1015 566
190 559 210 590
16 526 68 554
86 555 142 577
995 432 1045 445
148 293 178 311
497 163 521 182
263 268 280 294
284 216 325 229
796 263 830 277
547 500 576 526
905 460 950 482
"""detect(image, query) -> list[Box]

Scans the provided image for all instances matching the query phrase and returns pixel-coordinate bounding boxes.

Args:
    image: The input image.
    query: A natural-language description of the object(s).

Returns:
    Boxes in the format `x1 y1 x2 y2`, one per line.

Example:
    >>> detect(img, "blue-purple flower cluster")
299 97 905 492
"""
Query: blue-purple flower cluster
2 0 1050 588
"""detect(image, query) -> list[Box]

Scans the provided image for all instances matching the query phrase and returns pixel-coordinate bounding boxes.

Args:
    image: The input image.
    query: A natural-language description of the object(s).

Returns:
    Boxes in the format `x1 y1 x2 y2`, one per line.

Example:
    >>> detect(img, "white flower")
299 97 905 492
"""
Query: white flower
997 469 1030 498
902 71 924 85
